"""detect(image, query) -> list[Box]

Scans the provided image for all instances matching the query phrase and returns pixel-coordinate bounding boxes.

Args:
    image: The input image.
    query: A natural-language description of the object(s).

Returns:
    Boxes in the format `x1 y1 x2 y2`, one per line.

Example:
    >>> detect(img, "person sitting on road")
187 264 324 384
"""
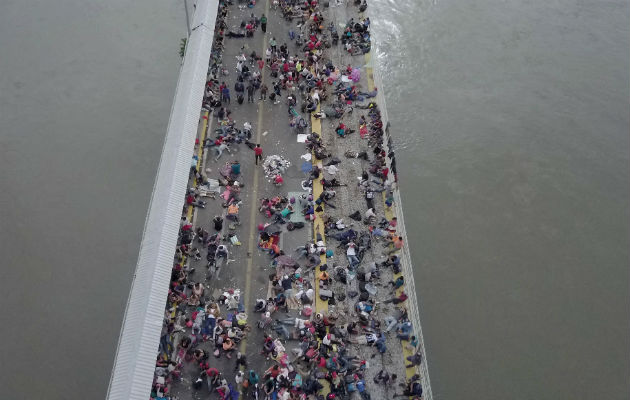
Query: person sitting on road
231 160 241 176
215 244 229 263
227 203 240 225
186 193 206 208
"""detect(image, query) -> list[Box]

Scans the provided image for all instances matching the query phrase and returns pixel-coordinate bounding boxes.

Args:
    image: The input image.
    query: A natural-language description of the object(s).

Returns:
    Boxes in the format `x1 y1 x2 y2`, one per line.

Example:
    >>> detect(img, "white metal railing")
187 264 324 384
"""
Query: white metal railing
106 1 218 399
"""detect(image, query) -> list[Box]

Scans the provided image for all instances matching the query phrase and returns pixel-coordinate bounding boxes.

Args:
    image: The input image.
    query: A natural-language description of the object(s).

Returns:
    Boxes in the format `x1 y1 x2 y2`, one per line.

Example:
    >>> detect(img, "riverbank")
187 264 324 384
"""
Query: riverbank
147 0 432 399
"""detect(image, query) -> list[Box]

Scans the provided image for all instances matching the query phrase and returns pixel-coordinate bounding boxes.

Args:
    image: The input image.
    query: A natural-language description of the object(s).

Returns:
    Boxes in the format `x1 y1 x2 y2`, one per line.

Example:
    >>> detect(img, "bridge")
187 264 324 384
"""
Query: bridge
107 1 432 399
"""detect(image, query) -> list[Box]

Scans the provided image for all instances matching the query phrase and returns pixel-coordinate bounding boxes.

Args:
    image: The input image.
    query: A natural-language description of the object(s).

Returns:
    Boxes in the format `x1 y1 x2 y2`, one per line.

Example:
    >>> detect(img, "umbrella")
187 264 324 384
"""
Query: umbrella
263 223 283 235
301 161 313 173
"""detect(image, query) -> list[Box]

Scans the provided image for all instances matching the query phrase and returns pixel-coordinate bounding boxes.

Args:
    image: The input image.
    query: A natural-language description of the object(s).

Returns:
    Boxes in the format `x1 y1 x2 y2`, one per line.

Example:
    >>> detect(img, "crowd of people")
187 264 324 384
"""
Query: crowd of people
150 0 426 399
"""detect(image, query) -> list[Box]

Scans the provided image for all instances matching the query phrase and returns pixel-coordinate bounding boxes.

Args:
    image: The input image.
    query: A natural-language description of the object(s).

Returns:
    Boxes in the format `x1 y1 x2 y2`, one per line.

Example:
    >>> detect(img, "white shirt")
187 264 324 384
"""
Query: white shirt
347 245 356 256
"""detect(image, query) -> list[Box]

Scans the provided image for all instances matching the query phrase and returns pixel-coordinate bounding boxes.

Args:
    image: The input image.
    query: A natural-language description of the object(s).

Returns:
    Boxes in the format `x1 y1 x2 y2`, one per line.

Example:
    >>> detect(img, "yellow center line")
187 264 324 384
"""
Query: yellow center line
310 105 331 395
239 0 270 356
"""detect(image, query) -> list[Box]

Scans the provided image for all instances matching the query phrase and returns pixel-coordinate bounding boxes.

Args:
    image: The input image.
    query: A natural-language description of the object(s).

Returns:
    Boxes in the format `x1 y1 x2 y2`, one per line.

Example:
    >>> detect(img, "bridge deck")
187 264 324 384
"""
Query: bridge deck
108 0 432 399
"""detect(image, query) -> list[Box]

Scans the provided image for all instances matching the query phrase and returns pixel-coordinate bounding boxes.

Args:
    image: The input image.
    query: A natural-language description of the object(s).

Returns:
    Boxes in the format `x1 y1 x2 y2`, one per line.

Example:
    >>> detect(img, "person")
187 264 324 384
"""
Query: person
215 244 229 264
336 122 346 137
214 142 231 161
389 275 404 290
231 160 241 176
396 321 413 340
186 193 206 208
281 275 296 308
346 242 360 268
235 370 245 386
213 216 224 231
260 13 267 32
406 335 419 352
277 205 293 221
221 85 230 104
254 144 263 165
234 352 248 371
260 84 268 100
384 291 408 304
243 121 253 139
406 352 422 368
254 298 268 313
222 337 235 358
273 174 284 186
365 188 375 209
216 106 226 121
399 376 423 397
373 369 390 384
386 235 404 254
235 79 244 94
227 203 240 225
248 370 259 388
384 253 401 274
247 84 255 103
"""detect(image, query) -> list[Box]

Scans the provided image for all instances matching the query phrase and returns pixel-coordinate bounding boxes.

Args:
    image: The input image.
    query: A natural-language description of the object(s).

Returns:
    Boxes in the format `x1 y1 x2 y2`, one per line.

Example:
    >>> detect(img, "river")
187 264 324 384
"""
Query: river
0 0 628 399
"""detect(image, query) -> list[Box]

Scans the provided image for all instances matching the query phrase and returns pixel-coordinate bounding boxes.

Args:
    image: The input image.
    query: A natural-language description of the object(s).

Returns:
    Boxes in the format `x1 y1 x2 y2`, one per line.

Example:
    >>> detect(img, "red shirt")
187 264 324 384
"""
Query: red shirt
255 147 263 156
